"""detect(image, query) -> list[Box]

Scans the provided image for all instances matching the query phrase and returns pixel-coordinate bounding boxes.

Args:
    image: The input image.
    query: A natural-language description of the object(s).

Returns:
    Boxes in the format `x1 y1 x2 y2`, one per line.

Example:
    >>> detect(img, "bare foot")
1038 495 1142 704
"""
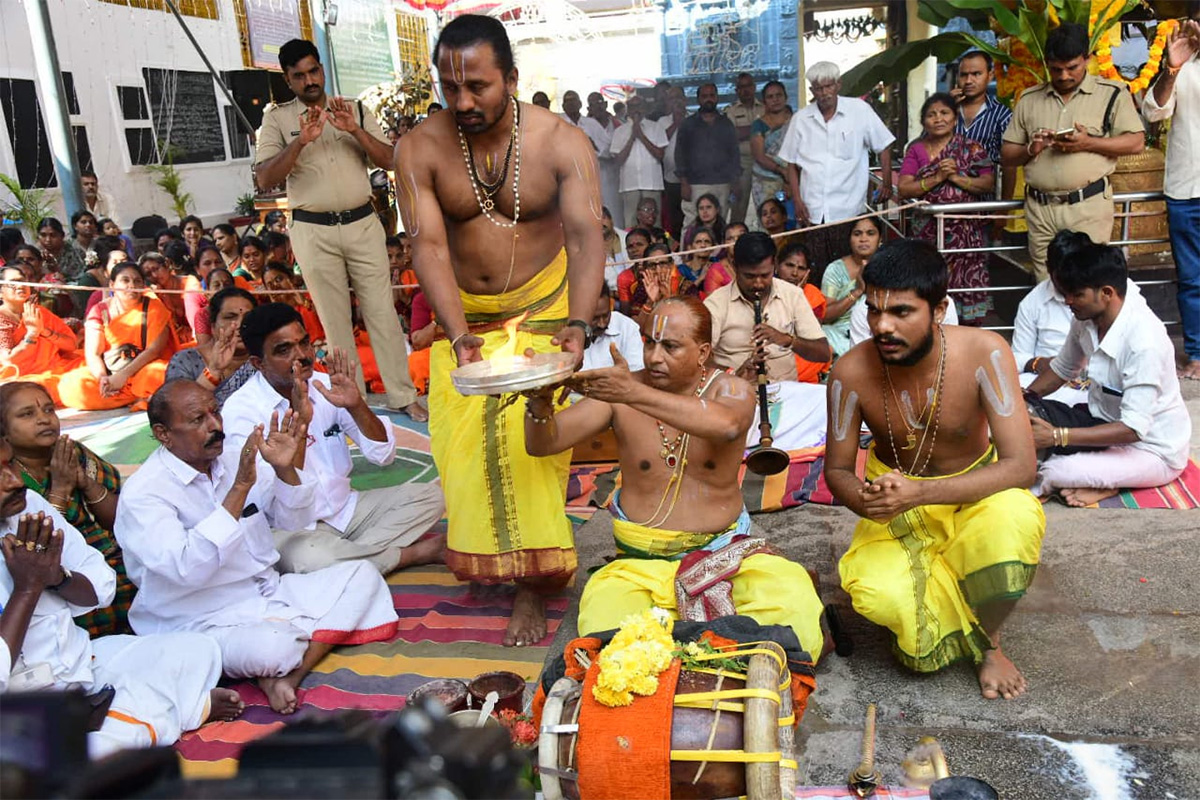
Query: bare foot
398 533 446 568
977 647 1027 700
503 586 547 647
1180 360 1200 381
206 688 245 723
258 675 301 714
403 401 429 422
1061 487 1119 507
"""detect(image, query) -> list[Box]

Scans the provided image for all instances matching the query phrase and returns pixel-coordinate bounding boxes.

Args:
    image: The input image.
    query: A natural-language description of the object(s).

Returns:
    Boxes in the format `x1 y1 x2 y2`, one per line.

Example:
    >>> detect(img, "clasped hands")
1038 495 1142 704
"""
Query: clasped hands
859 469 921 522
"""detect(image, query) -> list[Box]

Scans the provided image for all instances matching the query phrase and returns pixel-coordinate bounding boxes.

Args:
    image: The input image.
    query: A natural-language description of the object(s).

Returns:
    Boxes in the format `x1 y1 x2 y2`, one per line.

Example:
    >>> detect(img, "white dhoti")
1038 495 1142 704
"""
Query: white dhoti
202 560 398 679
87 633 222 759
273 484 445 575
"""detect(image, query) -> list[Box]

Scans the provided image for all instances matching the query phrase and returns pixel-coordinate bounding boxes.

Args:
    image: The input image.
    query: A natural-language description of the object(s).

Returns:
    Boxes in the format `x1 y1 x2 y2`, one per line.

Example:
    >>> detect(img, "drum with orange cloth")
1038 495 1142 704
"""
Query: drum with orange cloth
539 641 797 800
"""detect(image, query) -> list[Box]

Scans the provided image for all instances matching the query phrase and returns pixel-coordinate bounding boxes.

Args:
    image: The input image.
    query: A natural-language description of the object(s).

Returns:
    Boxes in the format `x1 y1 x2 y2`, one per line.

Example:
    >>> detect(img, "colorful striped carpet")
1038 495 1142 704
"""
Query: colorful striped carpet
174 561 568 779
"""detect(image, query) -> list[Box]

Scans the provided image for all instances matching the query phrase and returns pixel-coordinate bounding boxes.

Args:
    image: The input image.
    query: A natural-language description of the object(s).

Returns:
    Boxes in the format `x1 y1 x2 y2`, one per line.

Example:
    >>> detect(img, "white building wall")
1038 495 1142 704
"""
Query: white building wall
0 0 254 226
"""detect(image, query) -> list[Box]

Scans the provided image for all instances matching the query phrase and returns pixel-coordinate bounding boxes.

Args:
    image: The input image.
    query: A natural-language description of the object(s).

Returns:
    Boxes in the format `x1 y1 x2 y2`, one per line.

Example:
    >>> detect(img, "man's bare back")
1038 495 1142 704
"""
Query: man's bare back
608 370 752 533
397 100 601 294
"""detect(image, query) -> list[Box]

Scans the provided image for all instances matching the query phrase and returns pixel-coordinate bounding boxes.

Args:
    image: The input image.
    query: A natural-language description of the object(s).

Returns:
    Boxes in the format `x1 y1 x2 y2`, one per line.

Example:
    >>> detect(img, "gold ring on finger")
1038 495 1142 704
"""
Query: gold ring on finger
25 540 36 552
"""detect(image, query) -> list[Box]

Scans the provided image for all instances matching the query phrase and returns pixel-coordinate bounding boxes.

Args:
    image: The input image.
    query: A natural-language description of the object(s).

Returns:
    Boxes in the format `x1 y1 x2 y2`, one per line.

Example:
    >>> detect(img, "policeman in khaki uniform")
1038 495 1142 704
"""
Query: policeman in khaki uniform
724 72 764 226
1002 22 1145 282
254 38 426 420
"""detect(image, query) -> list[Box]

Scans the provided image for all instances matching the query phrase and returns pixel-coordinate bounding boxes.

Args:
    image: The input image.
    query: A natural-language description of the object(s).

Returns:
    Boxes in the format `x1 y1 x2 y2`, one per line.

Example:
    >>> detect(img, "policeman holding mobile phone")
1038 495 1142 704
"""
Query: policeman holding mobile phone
1000 23 1146 282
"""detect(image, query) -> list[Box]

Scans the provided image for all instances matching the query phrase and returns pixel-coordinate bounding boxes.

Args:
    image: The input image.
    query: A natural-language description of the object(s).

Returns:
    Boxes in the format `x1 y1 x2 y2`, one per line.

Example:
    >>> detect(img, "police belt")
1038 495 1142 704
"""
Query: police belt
292 201 375 226
1026 177 1107 206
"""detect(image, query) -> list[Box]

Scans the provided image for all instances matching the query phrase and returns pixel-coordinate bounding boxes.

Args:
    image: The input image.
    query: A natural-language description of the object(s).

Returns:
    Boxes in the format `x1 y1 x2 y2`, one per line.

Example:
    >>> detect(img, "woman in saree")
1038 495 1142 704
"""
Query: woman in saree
75 236 129 317
0 266 81 401
681 193 726 249
165 287 258 407
38 216 86 282
262 261 326 347
628 243 698 328
0 380 135 635
748 81 793 232
898 92 996 325
232 235 266 288
703 222 746 297
675 227 715 296
57 262 174 411
820 216 883 358
146 243 205 346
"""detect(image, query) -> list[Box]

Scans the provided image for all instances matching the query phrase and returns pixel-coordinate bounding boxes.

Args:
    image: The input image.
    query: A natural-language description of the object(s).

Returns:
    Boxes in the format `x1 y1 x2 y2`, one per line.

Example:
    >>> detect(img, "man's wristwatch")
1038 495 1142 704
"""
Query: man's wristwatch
567 319 594 348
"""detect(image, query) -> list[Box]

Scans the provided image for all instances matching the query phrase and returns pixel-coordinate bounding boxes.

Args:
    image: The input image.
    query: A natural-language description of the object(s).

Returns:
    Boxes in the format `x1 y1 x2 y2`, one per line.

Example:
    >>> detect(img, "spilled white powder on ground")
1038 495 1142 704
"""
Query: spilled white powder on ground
1026 735 1136 800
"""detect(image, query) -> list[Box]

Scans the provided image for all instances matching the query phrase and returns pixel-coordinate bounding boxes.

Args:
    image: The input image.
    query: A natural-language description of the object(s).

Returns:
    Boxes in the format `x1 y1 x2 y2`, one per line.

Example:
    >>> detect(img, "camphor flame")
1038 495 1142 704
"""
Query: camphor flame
493 311 530 363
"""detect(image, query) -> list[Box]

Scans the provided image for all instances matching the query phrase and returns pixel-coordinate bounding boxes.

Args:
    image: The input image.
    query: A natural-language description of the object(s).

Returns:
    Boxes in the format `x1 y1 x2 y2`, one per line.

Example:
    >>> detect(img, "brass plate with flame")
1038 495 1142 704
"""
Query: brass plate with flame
450 352 577 396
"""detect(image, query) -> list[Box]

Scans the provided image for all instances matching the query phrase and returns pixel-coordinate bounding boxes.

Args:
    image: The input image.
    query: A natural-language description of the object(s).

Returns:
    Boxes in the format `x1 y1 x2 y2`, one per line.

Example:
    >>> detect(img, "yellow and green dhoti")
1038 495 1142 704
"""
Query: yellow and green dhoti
429 250 575 585
578 500 826 660
839 447 1046 672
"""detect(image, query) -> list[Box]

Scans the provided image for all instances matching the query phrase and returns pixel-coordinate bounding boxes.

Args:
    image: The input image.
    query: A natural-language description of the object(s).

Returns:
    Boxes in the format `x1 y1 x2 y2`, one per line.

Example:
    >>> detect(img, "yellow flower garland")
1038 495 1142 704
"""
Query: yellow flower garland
1095 18 1179 95
592 607 676 708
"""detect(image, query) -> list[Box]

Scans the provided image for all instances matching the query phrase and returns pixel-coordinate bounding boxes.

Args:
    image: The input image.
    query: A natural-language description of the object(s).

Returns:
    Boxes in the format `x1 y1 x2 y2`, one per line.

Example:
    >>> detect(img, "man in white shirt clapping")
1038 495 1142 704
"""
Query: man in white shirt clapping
222 304 445 576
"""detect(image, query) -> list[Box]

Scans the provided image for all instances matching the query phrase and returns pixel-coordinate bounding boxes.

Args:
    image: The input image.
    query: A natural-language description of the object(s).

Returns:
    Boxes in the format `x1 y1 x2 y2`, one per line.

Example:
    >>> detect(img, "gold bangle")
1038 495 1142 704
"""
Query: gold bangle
1060 427 1070 448
450 332 470 351
1167 62 1182 76
1051 428 1060 447
919 177 928 193
85 486 109 505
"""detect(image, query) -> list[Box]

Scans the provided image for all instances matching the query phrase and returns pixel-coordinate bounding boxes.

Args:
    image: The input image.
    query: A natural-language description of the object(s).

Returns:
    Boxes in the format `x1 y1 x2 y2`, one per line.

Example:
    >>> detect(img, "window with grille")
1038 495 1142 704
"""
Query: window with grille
97 0 219 20
395 11 431 77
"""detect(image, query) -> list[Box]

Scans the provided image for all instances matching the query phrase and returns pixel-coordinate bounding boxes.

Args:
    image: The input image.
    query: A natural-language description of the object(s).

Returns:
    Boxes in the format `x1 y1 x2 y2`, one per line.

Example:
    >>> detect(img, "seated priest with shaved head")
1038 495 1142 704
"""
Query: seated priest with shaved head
523 296 825 661
114 380 399 715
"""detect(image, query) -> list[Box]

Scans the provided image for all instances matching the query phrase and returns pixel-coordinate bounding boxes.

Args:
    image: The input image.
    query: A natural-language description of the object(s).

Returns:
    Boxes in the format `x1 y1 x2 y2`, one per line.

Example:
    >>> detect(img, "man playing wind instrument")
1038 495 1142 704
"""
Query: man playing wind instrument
824 239 1045 700
525 297 825 660
395 15 605 646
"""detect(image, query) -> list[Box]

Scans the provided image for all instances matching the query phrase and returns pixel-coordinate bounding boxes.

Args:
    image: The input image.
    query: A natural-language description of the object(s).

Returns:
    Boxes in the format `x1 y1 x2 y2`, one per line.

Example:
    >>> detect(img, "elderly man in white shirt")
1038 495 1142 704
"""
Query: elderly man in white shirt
1142 19 1200 381
610 95 668 230
561 89 621 223
583 283 645 373
779 61 895 271
115 380 400 714
222 303 445 576
0 437 236 759
1025 242 1192 506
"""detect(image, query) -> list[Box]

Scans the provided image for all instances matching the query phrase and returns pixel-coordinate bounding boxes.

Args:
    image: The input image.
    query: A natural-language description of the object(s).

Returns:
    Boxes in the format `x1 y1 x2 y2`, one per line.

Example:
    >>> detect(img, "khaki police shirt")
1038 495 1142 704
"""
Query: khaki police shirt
704 277 825 383
255 97 389 213
1002 74 1143 191
725 100 765 163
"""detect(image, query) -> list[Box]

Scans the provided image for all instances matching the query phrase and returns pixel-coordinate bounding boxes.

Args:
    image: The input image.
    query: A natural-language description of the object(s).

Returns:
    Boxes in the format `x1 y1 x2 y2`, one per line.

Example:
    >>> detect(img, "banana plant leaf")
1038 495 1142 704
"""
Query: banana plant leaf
840 32 982 97
917 0 1020 36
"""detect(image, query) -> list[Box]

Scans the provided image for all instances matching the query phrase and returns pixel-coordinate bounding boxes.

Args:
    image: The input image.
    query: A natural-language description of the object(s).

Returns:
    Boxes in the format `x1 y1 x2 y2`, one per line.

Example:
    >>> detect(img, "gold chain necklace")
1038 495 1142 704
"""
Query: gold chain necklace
655 368 709 468
457 99 521 226
881 324 947 476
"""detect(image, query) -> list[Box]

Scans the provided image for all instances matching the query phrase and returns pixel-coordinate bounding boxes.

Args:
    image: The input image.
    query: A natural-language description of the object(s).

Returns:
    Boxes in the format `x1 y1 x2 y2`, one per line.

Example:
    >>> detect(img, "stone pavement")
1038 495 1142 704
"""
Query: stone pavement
548 374 1200 800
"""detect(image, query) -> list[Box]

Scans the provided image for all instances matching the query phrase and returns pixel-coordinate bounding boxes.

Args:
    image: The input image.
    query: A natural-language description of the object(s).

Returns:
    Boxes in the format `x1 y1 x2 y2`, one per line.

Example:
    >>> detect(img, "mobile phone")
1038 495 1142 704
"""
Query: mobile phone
1053 128 1076 139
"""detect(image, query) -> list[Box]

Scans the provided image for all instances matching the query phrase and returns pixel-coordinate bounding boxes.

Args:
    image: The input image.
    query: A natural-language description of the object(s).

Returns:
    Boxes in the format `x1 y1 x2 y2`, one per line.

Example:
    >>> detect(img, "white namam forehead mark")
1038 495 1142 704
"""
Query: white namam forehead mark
650 313 670 342
396 171 420 237
976 348 1015 417
830 379 859 442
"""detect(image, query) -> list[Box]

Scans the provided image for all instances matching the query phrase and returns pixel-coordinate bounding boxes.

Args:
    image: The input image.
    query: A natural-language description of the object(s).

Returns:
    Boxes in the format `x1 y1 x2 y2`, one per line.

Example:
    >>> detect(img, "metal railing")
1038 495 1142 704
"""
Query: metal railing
907 190 1176 332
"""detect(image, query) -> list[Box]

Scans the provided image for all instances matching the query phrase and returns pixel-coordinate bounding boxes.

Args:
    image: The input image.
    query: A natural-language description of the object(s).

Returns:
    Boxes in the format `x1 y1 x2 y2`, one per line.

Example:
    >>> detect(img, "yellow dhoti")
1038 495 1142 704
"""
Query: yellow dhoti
839 447 1046 672
429 250 575 585
578 507 825 660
